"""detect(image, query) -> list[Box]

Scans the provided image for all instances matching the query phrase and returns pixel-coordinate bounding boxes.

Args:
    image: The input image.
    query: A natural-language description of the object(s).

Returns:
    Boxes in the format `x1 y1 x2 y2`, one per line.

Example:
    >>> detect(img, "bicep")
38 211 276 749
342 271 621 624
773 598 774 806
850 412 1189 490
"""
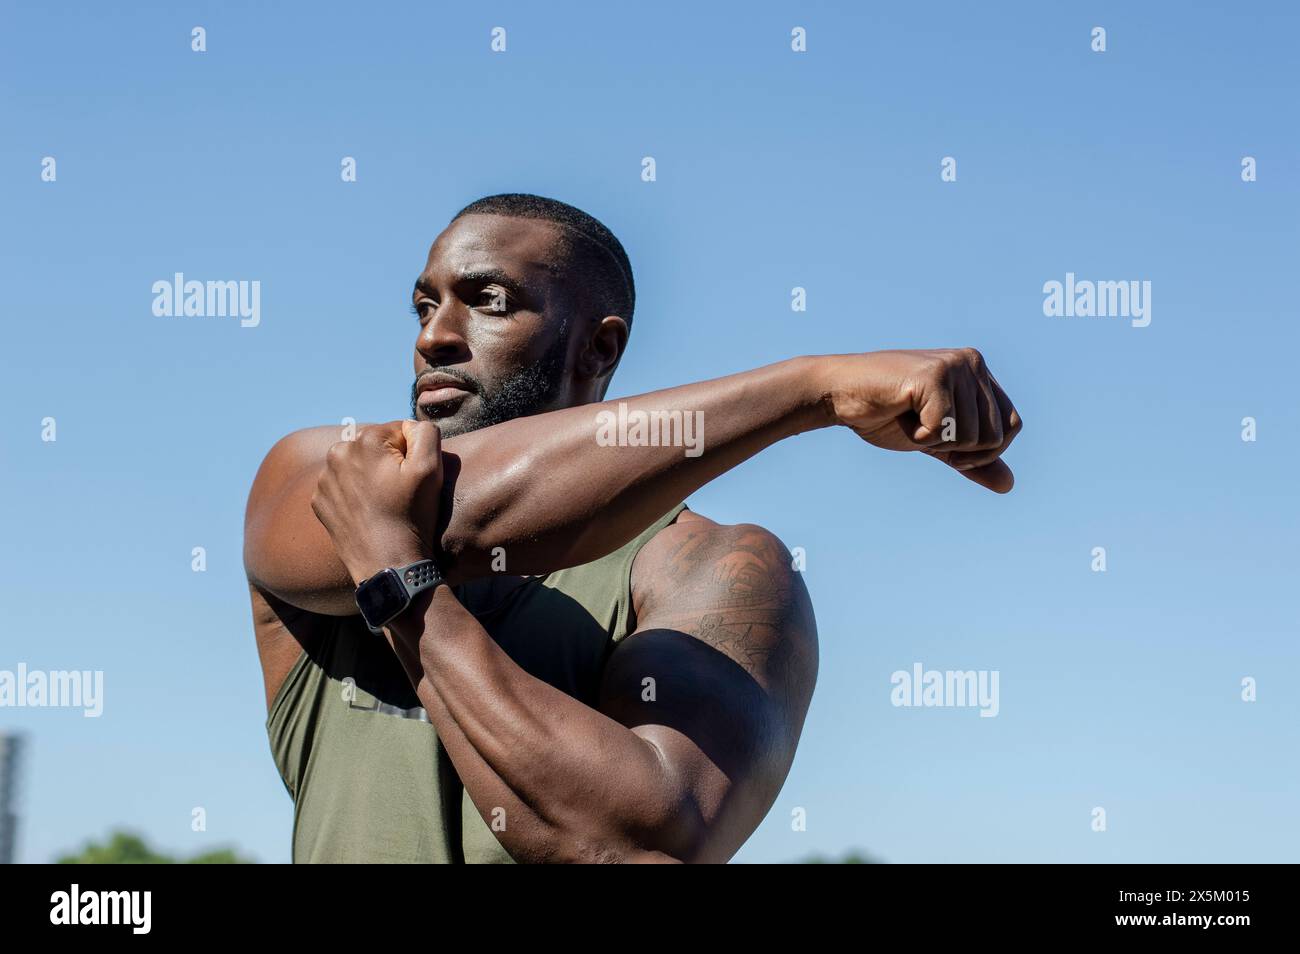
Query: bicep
599 626 783 787
241 421 493 612
243 427 357 615
596 522 819 861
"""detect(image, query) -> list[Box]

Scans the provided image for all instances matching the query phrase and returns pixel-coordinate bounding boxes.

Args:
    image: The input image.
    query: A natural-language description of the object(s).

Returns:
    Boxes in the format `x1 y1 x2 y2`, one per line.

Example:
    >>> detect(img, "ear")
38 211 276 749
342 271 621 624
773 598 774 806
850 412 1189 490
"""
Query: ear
576 315 629 384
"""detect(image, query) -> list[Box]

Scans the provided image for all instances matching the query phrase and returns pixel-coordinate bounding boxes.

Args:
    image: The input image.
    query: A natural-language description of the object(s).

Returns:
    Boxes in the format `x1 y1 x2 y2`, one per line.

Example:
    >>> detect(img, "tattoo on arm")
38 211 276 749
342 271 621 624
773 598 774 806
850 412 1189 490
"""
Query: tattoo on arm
639 524 817 713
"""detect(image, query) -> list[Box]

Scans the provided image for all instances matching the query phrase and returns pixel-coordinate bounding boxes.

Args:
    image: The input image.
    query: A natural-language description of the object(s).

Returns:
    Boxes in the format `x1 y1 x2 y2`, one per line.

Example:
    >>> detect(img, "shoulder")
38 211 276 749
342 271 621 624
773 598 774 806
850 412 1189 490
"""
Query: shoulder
246 425 361 510
255 425 345 477
632 510 802 613
629 510 818 705
243 425 356 597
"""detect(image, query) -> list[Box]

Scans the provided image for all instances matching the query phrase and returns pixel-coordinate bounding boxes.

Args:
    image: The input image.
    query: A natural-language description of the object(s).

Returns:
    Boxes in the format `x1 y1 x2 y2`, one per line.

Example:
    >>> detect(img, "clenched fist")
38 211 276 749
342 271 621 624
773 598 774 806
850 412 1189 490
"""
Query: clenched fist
310 420 444 586
824 349 1023 493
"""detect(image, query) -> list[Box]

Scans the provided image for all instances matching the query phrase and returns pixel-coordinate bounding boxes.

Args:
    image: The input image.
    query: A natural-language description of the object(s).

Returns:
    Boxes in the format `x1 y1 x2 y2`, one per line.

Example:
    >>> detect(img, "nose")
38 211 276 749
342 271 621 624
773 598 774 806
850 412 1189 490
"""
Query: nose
415 299 471 366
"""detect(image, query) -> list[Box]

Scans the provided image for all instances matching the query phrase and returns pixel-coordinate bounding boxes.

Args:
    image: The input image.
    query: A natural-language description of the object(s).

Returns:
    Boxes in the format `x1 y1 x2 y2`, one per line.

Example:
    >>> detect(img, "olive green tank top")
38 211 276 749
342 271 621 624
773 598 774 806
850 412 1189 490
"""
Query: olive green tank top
267 503 686 864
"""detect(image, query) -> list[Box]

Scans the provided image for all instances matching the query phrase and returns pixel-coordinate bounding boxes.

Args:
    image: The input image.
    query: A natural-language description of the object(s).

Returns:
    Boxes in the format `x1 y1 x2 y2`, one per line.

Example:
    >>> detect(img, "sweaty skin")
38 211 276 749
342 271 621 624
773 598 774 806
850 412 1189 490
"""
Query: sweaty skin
243 212 1022 863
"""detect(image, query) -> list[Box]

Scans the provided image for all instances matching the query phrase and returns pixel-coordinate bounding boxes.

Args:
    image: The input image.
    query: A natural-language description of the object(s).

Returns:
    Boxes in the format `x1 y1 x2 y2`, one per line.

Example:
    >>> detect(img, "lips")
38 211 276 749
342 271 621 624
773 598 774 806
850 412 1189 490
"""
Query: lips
419 385 470 405
416 373 473 412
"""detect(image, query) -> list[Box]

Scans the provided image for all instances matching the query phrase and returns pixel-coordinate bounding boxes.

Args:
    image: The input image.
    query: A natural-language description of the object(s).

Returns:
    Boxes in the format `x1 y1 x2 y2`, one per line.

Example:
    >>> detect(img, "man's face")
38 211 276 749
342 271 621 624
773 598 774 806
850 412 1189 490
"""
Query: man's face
409 214 577 437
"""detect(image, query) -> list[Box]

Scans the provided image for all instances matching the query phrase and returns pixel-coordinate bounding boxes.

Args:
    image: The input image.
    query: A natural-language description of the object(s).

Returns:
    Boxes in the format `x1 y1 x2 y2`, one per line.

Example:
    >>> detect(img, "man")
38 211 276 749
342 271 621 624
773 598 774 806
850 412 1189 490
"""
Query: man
243 193 1022 863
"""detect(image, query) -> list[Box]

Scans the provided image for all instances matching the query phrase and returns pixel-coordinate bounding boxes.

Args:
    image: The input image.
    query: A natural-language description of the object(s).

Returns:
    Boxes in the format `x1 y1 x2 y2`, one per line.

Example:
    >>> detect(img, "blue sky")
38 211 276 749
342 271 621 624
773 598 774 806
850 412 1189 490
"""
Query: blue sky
2 1 1297 863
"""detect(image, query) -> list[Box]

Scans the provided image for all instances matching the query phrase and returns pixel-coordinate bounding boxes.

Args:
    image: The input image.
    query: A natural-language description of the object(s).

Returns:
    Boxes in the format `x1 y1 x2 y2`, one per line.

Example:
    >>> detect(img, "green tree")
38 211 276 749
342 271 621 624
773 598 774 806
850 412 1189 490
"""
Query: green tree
56 830 254 864
798 850 883 864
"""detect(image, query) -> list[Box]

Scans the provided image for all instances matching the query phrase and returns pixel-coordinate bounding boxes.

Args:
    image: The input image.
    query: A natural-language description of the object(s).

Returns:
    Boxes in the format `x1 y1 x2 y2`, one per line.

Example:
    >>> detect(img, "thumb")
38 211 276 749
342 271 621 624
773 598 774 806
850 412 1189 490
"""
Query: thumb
955 457 1015 494
373 420 408 457
402 419 442 464
908 383 952 446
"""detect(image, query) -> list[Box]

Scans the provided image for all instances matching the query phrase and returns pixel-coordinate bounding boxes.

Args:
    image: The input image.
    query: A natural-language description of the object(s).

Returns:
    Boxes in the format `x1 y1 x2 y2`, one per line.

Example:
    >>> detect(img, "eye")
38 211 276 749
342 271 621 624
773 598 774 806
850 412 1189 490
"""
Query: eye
411 299 436 322
476 287 511 314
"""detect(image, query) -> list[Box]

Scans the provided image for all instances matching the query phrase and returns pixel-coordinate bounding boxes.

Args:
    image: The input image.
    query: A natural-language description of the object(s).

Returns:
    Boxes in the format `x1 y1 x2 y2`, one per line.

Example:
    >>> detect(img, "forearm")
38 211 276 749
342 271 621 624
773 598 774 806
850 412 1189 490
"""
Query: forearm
248 355 837 613
437 355 833 580
384 587 698 863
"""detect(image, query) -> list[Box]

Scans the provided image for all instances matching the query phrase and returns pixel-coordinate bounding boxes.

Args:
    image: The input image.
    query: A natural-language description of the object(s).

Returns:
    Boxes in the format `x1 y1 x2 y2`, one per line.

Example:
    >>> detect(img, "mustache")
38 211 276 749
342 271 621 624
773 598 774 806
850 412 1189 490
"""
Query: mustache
411 367 481 399
408 366 480 418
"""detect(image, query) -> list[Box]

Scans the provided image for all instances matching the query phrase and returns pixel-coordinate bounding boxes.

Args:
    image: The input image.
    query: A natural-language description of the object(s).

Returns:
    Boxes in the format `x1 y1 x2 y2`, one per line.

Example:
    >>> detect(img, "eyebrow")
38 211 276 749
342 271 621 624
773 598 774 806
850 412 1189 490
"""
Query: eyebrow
412 267 535 301
412 275 435 299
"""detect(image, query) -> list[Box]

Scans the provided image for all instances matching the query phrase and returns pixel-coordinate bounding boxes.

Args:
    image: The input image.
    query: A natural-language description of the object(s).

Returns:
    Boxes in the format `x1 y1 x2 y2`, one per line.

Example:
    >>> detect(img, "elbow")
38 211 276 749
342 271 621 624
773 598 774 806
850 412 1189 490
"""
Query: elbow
543 792 709 865
436 451 524 580
436 509 493 585
533 831 686 865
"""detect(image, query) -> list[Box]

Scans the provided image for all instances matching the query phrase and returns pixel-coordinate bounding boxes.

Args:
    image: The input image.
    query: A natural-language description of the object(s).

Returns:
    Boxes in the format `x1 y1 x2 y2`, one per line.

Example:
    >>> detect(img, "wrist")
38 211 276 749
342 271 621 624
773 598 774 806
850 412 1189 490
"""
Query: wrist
384 583 466 655
348 540 431 588
803 352 905 433
384 583 443 633
786 355 843 433
355 555 446 634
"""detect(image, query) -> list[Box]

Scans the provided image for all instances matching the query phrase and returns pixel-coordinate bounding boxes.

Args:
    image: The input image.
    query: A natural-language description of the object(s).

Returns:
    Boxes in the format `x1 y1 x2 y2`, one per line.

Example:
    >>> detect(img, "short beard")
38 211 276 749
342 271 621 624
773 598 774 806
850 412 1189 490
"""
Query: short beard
410 323 569 438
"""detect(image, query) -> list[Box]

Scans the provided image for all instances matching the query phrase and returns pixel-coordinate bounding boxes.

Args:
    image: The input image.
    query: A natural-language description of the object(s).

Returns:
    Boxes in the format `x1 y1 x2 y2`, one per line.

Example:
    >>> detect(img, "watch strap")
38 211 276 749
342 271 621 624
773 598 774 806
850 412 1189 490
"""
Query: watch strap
397 558 443 598
359 558 444 633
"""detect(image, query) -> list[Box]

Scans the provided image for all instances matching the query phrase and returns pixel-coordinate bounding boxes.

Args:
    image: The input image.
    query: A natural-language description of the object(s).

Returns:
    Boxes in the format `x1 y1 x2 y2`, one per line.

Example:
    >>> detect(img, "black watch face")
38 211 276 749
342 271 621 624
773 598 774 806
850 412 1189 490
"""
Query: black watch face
356 569 407 626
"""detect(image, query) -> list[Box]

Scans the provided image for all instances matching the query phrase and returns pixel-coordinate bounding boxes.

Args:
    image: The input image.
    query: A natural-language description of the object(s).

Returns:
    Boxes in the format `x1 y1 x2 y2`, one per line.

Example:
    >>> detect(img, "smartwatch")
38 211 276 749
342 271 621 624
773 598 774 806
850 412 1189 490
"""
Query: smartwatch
354 558 445 633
